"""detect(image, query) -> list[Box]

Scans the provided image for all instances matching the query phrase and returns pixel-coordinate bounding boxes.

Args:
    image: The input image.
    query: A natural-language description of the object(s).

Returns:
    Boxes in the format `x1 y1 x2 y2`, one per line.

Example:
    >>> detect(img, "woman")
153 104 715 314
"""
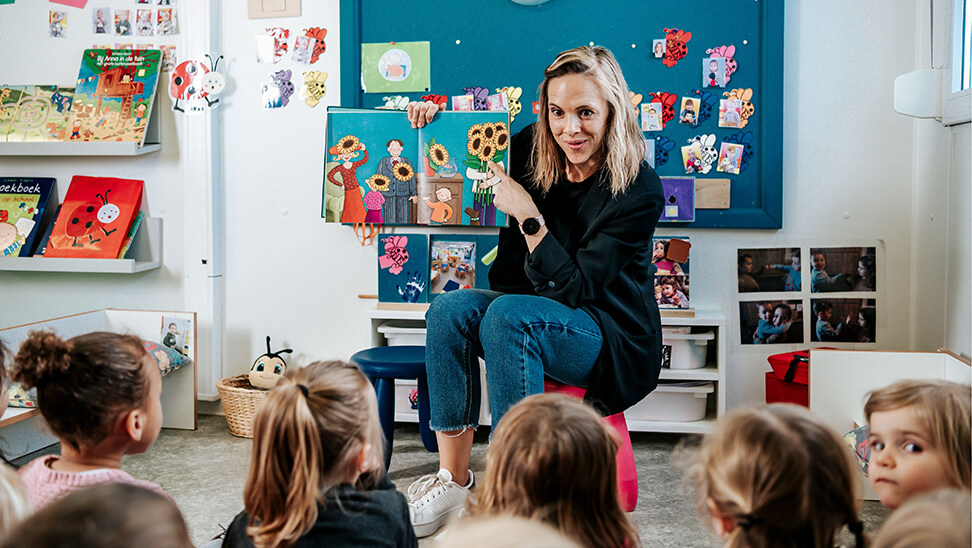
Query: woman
326 138 368 223
405 46 663 538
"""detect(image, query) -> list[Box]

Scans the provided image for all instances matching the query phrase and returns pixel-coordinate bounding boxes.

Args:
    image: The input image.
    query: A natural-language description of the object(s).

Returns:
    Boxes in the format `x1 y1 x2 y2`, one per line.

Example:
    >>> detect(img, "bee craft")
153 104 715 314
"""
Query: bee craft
248 336 293 390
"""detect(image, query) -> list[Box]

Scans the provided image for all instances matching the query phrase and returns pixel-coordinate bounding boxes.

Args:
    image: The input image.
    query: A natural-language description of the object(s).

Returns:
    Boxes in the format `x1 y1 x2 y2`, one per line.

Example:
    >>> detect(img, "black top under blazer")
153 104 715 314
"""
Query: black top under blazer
489 124 664 416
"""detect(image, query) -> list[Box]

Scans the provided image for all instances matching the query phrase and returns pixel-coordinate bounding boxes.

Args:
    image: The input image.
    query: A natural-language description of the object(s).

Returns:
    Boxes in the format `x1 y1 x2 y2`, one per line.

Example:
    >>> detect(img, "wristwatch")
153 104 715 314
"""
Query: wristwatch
519 215 545 236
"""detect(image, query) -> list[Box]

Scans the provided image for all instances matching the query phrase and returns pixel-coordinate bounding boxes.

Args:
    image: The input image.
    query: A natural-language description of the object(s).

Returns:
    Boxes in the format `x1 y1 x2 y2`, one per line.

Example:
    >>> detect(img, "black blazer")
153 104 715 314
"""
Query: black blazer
489 125 664 416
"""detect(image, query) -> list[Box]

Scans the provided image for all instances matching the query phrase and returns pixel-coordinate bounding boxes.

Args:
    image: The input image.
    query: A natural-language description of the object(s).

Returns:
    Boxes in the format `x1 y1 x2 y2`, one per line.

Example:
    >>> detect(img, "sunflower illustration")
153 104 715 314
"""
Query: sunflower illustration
333 135 360 155
429 143 450 167
468 134 484 155
467 124 484 141
481 123 496 142
367 174 390 191
493 122 509 151
477 142 495 162
393 162 415 182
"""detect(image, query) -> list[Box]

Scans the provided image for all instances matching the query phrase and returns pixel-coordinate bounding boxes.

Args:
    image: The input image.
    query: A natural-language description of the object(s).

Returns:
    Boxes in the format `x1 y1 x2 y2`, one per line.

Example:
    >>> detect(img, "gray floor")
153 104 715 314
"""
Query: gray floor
14 415 888 547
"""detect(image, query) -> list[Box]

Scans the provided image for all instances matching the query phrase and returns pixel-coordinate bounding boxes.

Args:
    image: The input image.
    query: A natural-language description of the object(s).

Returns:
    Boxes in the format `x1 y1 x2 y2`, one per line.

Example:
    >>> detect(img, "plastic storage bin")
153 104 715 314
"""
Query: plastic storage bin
625 382 714 422
662 329 714 369
378 321 427 346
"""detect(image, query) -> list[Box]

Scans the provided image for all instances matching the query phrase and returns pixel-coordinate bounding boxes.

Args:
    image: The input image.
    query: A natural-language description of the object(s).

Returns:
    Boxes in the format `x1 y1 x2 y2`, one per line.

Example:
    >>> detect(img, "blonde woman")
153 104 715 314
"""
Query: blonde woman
406 45 664 537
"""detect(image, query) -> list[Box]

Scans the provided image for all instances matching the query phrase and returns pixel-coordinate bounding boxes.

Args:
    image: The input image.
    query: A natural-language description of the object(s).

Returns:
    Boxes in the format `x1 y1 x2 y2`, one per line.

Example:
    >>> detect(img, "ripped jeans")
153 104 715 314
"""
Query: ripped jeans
425 289 603 432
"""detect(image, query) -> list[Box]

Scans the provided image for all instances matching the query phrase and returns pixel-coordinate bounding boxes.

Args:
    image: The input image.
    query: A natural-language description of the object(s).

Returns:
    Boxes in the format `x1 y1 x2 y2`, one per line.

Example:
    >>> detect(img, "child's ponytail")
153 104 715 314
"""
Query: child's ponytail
8 330 73 389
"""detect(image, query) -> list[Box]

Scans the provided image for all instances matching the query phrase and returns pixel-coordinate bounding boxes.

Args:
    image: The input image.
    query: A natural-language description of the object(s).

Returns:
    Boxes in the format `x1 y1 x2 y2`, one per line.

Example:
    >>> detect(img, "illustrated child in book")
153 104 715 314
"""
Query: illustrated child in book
466 160 503 227
680 100 696 124
814 300 849 341
425 187 454 225
134 103 147 126
864 379 971 510
754 302 793 344
363 175 388 224
810 250 849 292
656 275 688 308
766 252 801 291
11 331 171 509
115 11 131 36
326 137 369 224
162 323 178 351
375 139 417 224
69 120 83 140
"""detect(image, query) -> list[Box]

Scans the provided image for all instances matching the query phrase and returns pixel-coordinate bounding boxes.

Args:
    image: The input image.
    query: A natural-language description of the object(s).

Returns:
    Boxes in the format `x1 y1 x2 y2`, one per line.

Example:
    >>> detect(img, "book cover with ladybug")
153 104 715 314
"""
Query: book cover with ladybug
43 175 143 259
0 177 58 257
63 48 162 147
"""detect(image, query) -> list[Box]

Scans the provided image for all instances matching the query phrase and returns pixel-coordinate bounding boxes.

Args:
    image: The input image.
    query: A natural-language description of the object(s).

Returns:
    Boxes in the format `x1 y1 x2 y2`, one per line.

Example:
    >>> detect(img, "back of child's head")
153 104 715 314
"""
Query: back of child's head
871 488 971 548
0 464 29 538
0 483 191 548
865 379 971 489
813 301 832 316
443 515 583 548
468 393 638 548
243 360 383 548
690 404 863 548
9 331 149 451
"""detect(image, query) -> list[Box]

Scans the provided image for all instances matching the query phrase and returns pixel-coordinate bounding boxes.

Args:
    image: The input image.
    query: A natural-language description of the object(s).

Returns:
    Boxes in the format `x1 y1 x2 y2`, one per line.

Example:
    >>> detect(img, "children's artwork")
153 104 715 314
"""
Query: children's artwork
261 69 294 109
114 10 131 36
0 178 58 257
722 131 754 172
303 27 327 63
703 57 726 88
653 136 675 167
462 86 490 111
159 44 177 71
679 97 700 125
648 91 677 125
652 39 666 59
262 27 289 63
156 8 176 35
686 134 717 174
430 237 477 294
451 94 473 112
653 237 692 310
43 175 143 259
420 93 447 111
659 176 696 222
169 54 225 113
810 246 877 293
719 98 742 128
379 95 409 110
723 88 754 128
1 85 75 142
292 35 315 64
739 300 804 345
92 7 111 34
67 48 162 145
49 11 67 38
810 298 877 343
161 316 192 356
736 248 802 293
629 91 643 110
486 91 508 111
361 41 431 94
325 108 510 227
300 71 327 107
706 45 738 84
495 86 522 123
378 234 428 305
662 27 691 67
687 89 716 128
681 143 702 174
716 142 744 175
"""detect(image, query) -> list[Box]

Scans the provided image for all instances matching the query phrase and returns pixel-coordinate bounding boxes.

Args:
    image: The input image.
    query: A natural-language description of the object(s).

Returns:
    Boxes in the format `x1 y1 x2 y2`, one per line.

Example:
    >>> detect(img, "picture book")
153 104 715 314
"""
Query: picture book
652 236 692 312
0 85 75 142
43 175 143 259
325 107 510 227
33 204 60 257
63 48 162 146
377 232 498 309
117 210 143 258
0 178 58 257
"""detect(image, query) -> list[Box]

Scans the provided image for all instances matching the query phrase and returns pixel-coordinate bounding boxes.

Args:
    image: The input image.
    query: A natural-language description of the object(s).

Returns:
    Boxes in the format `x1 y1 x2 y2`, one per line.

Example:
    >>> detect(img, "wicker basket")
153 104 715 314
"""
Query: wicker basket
216 374 268 438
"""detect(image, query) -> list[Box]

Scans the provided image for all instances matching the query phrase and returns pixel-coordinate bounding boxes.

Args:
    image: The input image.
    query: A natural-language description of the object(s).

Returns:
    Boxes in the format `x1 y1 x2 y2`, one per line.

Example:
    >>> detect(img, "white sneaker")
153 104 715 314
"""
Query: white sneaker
407 468 473 538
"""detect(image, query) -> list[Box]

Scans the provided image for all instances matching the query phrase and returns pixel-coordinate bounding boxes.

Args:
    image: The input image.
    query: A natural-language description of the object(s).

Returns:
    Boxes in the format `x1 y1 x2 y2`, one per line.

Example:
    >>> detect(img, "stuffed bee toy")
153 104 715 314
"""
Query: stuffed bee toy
248 336 293 389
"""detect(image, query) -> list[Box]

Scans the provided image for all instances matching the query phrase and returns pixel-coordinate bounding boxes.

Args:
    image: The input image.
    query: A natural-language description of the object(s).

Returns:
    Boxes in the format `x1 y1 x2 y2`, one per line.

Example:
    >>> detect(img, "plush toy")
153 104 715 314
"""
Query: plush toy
248 336 293 389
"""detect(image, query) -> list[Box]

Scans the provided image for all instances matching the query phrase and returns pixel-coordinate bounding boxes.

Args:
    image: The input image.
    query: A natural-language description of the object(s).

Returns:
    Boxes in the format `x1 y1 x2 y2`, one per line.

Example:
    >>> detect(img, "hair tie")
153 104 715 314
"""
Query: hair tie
736 514 759 531
297 384 309 398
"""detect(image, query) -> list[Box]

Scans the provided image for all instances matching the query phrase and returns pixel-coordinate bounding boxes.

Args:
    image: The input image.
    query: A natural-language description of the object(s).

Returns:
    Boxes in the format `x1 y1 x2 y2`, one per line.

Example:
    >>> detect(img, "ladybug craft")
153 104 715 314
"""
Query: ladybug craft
248 336 294 390
170 54 225 113
66 189 119 247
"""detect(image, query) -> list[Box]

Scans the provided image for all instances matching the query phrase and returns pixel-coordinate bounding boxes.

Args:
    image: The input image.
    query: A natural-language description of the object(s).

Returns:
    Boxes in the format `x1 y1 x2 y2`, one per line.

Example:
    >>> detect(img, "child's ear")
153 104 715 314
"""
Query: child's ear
706 497 736 537
356 442 374 473
122 407 146 443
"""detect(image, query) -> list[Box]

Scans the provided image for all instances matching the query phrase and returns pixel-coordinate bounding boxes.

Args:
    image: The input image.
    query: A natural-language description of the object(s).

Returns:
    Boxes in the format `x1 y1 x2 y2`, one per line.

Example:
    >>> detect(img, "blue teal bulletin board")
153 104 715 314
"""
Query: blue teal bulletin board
340 0 784 229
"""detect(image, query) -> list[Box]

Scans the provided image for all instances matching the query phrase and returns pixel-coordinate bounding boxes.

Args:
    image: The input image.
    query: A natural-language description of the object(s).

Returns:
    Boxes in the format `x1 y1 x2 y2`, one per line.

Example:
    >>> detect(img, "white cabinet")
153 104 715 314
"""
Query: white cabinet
367 308 726 433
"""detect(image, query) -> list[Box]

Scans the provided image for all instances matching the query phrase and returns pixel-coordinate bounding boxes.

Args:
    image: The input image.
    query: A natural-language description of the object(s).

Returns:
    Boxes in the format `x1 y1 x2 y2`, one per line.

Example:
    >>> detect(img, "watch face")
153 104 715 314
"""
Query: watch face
521 217 540 235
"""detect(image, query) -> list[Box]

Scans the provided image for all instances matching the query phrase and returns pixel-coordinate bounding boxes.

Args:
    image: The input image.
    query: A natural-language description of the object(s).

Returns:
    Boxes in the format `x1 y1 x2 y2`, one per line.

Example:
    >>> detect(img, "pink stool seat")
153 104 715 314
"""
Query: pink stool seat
543 379 638 512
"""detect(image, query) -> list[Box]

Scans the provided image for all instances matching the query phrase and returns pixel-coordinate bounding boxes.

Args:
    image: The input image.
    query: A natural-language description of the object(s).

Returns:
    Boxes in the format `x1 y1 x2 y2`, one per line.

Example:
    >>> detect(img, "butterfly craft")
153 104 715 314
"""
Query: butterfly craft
722 131 754 173
462 86 490 111
648 91 678 124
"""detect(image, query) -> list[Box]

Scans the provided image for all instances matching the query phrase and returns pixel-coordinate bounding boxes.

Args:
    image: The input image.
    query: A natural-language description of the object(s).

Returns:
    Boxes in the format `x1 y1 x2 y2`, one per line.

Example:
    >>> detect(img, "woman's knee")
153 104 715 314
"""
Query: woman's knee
427 290 496 335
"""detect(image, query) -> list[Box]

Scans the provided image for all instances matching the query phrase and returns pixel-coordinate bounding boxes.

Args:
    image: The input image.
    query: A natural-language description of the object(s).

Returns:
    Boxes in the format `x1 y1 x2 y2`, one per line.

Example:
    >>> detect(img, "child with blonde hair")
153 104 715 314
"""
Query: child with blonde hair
871 488 971 548
222 360 415 548
465 393 639 548
864 379 971 509
690 404 864 548
10 331 169 509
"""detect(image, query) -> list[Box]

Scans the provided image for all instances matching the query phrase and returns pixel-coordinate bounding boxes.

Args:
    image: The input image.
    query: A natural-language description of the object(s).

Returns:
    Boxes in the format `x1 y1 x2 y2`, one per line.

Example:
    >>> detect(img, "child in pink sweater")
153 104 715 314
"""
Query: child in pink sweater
10 331 171 509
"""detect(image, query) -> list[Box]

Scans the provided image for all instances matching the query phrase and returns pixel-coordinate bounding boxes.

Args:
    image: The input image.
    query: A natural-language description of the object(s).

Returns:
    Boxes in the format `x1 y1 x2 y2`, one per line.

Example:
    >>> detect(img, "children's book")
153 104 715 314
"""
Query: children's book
43 175 143 259
0 85 75 142
652 236 693 315
63 48 162 146
33 204 60 257
325 107 510 227
116 210 143 258
0 178 59 257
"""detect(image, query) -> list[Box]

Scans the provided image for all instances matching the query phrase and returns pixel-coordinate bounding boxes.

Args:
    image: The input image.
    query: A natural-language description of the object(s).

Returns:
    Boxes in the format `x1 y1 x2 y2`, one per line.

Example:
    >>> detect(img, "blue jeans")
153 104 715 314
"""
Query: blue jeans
425 289 603 431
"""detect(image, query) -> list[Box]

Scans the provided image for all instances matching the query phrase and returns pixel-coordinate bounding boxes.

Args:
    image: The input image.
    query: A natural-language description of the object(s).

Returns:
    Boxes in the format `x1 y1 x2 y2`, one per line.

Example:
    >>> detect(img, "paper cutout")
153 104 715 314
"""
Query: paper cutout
50 0 86 8
49 11 67 38
629 91 643 110
170 55 224 113
717 142 744 175
641 103 663 131
721 132 753 172
687 89 716 128
706 45 738 83
361 41 431 94
462 86 489 111
379 235 410 275
719 99 742 128
722 88 755 128
686 134 717 174
679 97 700 125
265 28 289 62
303 27 327 63
420 94 447 110
92 8 110 34
300 71 327 107
648 91 677 124
653 136 676 167
262 69 295 109
662 28 691 68
496 86 522 123
380 95 409 110
703 57 727 88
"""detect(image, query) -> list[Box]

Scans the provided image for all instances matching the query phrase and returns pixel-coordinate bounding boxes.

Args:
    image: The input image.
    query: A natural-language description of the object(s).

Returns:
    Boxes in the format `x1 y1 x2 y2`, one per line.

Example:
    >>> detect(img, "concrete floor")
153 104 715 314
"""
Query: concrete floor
14 415 888 547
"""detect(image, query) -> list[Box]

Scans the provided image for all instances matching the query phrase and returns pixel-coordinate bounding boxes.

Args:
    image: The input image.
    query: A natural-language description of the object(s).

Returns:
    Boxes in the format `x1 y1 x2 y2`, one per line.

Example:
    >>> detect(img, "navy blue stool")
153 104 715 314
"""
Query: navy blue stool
350 345 438 470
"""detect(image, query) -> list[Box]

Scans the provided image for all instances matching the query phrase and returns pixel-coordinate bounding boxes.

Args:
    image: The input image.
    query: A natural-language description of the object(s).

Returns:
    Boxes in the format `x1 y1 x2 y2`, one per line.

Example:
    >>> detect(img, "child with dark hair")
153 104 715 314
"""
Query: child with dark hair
656 275 688 308
0 342 31 535
857 307 876 342
810 250 849 292
738 254 760 292
10 331 169 509
851 255 876 291
753 303 792 344
814 301 848 342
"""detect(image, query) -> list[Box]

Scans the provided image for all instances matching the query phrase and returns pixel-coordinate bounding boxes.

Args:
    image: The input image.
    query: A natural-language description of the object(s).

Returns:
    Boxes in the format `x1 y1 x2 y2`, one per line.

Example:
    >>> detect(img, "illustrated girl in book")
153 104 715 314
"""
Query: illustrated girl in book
327 136 369 224
364 174 389 224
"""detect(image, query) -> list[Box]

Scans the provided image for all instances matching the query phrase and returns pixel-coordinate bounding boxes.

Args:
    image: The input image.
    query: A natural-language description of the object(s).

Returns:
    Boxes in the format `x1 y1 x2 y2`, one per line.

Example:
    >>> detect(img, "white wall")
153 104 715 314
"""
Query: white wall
2 1 966 408
944 123 971 356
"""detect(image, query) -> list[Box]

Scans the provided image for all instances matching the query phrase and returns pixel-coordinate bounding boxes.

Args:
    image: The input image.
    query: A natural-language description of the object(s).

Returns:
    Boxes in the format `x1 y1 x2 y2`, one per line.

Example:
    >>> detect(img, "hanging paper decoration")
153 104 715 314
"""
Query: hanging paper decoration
706 45 738 83
662 28 691 68
300 71 327 107
722 88 755 128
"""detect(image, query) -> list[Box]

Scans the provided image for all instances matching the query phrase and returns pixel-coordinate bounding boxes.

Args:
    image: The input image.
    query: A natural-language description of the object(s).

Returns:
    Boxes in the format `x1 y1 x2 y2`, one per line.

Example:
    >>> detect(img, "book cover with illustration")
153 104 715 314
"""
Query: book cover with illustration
0 178 58 257
63 48 162 146
43 175 143 259
0 85 75 142
652 236 692 311
324 108 510 227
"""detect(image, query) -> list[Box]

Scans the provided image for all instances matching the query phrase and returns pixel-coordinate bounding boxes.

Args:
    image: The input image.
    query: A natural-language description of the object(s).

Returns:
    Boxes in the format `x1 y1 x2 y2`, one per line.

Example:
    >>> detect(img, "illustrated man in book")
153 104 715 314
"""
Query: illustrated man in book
376 139 417 224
